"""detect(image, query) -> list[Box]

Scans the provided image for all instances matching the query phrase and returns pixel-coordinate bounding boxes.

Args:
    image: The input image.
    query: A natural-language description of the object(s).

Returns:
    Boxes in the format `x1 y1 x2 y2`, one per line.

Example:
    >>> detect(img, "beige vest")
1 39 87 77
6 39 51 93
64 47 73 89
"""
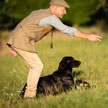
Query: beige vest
6 8 53 52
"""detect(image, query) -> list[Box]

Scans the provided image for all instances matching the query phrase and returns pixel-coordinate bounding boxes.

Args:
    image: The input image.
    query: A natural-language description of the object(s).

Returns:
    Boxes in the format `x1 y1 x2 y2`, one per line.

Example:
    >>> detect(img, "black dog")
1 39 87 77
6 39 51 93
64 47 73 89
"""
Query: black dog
20 56 90 97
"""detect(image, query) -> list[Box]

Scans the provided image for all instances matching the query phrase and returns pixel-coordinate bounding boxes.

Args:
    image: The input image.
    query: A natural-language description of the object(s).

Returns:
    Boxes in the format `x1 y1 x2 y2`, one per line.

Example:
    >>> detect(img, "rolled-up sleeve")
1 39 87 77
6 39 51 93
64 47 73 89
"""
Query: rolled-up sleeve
39 15 78 36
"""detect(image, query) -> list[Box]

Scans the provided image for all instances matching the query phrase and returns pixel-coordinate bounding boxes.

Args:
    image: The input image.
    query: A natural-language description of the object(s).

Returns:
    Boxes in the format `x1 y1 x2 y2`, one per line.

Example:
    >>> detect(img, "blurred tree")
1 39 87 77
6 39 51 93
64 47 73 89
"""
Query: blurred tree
0 0 107 30
0 0 50 29
91 0 108 31
62 0 107 25
104 0 108 24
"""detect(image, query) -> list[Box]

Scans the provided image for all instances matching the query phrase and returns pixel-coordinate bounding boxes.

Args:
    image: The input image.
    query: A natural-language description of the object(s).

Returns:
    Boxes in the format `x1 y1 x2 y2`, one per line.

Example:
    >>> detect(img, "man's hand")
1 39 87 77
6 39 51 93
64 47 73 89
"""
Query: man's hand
10 49 18 57
74 31 102 42
87 34 102 42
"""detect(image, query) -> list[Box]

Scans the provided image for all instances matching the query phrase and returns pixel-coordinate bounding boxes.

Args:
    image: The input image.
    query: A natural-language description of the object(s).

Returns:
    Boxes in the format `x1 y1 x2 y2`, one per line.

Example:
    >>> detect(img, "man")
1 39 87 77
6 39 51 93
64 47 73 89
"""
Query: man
6 0 102 99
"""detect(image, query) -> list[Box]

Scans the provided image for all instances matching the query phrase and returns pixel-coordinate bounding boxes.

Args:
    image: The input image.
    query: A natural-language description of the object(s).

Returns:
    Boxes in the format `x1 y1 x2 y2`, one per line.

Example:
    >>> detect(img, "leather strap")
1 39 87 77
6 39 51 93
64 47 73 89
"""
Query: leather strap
50 28 54 49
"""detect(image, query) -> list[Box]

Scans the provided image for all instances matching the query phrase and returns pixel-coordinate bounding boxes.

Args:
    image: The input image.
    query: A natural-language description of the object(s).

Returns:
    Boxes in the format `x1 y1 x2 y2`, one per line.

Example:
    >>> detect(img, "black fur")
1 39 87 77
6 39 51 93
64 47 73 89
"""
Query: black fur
20 56 90 97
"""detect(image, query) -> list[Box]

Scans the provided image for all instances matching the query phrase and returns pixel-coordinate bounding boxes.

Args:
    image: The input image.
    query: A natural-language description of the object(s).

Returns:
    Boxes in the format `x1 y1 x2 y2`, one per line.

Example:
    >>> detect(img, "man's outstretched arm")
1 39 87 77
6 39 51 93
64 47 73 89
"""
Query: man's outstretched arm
74 30 102 42
39 15 102 42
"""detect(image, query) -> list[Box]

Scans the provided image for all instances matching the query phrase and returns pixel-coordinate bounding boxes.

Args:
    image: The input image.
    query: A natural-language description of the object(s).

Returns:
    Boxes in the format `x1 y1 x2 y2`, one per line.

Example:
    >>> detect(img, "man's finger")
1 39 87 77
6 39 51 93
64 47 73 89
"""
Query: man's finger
96 38 101 42
96 36 102 39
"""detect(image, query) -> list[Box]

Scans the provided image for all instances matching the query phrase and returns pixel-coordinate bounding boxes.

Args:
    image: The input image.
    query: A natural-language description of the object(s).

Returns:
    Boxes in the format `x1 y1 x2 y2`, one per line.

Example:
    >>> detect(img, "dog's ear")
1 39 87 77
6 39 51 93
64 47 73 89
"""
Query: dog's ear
59 58 67 70
59 62 67 70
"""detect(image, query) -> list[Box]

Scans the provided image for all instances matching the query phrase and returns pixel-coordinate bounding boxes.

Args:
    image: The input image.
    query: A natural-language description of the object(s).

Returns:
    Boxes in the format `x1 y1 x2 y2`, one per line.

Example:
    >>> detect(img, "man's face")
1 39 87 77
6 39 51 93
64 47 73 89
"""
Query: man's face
53 6 67 18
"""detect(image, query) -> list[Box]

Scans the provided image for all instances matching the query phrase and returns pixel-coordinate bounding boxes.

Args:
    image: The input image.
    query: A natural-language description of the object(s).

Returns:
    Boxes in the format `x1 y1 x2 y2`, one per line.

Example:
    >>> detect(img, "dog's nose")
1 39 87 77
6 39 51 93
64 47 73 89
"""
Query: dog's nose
78 61 81 65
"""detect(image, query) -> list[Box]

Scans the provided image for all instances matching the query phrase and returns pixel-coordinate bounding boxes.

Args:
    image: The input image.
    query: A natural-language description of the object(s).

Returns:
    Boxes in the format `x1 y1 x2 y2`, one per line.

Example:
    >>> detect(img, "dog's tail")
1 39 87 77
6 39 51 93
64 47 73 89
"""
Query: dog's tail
19 83 27 98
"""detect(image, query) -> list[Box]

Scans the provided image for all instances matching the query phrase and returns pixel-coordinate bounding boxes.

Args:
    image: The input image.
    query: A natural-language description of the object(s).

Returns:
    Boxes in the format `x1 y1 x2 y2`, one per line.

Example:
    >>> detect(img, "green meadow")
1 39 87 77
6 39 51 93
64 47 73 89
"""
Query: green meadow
0 31 108 108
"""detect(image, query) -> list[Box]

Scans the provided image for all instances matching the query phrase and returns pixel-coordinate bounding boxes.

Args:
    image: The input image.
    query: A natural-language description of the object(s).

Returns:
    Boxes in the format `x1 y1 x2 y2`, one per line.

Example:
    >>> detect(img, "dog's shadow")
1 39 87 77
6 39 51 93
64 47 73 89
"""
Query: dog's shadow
72 71 84 78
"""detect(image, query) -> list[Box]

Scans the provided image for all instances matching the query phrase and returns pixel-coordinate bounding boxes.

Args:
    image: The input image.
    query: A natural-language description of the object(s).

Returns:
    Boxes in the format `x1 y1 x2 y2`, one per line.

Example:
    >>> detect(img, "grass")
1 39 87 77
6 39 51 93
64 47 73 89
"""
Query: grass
0 32 108 108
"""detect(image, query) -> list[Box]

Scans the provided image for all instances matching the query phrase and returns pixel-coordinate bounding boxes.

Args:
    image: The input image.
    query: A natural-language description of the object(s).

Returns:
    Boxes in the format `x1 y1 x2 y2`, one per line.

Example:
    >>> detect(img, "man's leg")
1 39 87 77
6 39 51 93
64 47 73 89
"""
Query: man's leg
13 47 43 98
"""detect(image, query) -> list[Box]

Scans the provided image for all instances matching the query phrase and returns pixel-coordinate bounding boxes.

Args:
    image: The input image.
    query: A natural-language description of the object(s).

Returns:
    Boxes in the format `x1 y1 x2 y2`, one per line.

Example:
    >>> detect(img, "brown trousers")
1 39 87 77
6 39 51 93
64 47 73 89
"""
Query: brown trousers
13 47 43 98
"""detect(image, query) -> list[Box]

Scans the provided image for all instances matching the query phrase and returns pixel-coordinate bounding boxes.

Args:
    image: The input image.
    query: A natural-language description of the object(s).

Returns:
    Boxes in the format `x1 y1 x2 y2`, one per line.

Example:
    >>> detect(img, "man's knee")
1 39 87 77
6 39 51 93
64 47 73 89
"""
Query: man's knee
31 61 44 70
39 62 44 70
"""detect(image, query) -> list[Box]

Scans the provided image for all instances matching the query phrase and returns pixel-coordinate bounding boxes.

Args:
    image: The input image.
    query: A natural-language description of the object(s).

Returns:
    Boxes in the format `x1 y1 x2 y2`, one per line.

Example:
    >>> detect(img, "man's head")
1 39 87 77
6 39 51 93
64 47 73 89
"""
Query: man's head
50 0 70 18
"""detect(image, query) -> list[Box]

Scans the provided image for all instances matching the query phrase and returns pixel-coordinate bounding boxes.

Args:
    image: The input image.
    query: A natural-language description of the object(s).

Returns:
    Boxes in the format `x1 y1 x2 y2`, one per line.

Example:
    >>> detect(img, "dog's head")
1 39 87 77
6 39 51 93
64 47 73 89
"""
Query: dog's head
59 56 81 70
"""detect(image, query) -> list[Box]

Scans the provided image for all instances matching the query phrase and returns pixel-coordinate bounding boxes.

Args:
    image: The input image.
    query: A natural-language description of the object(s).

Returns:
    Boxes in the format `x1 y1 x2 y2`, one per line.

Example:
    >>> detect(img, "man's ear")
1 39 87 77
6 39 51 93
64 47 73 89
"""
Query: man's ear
50 5 56 9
